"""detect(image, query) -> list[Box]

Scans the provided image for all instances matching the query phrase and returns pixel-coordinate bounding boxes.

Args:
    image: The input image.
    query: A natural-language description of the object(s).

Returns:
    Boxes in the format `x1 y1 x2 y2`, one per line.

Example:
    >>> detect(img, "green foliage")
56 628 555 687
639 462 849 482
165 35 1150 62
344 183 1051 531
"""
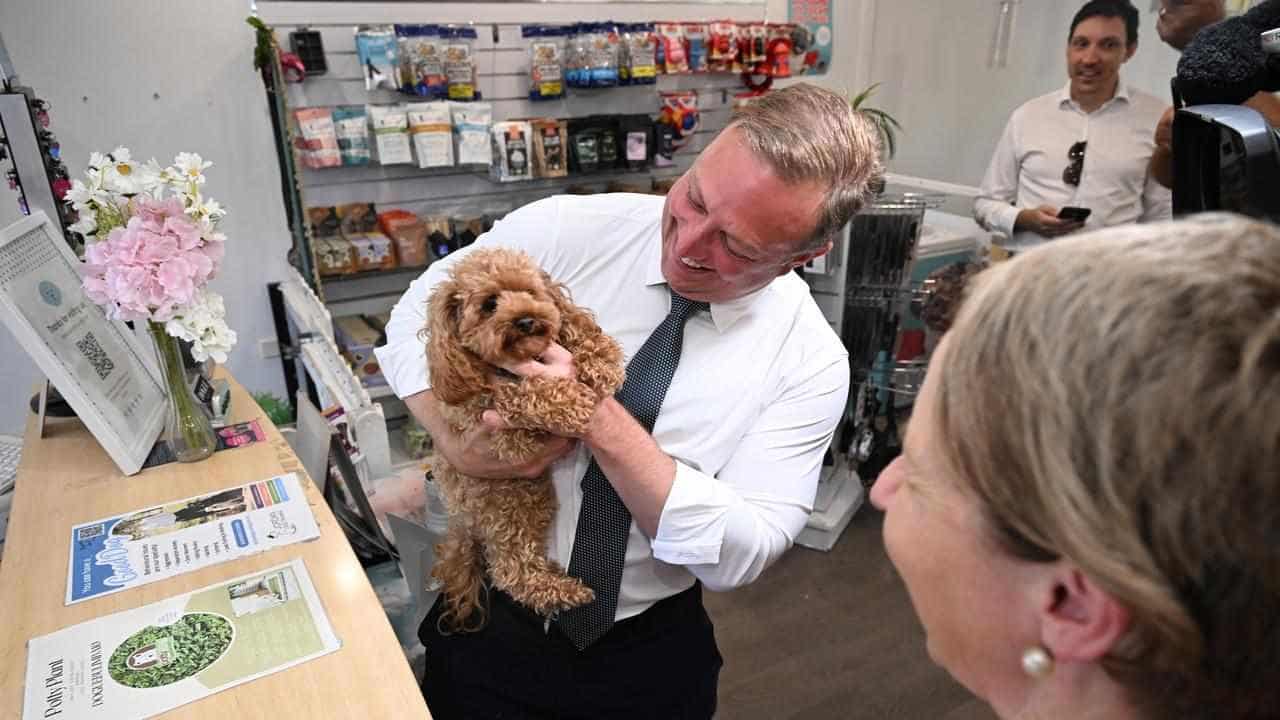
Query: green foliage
851 83 903 159
252 391 294 427
246 16 275 73
108 613 234 688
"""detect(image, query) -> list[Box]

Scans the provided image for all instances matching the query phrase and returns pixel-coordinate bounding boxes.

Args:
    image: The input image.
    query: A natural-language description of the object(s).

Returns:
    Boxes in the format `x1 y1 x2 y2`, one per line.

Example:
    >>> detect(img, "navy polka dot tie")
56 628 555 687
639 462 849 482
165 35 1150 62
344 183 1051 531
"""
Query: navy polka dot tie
557 290 708 650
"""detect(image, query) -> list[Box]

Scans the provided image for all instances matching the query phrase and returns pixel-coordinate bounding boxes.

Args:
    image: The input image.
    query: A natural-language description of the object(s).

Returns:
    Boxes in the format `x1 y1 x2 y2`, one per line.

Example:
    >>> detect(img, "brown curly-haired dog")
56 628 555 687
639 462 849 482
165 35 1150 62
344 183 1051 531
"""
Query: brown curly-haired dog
424 247 625 632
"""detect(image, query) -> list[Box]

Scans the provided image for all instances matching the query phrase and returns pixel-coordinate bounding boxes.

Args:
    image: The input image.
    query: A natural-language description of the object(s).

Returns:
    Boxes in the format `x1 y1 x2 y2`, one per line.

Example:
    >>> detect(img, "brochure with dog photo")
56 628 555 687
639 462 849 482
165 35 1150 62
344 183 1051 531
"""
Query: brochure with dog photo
26 559 340 720
65 474 320 605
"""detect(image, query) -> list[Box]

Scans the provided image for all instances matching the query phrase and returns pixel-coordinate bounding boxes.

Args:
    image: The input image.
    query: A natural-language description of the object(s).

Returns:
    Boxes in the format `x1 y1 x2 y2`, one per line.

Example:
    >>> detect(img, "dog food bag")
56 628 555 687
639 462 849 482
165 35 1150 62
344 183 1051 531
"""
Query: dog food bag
336 202 379 235
451 101 493 165
529 118 569 178
333 105 372 166
396 24 448 98
356 25 401 91
406 101 454 168
620 23 657 85
378 209 432 267
368 104 413 165
489 120 533 182
294 108 341 169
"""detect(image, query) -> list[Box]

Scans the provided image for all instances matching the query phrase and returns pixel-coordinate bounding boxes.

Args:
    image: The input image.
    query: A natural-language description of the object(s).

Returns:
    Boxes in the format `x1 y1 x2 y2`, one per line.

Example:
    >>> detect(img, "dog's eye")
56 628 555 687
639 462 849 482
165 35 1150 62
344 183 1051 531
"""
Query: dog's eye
480 294 498 314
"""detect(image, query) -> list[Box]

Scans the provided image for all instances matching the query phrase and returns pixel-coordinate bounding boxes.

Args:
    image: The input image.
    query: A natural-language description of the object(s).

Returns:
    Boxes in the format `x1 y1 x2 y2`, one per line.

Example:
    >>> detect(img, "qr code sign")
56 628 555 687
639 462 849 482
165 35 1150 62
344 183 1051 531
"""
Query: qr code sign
77 524 105 541
76 331 115 380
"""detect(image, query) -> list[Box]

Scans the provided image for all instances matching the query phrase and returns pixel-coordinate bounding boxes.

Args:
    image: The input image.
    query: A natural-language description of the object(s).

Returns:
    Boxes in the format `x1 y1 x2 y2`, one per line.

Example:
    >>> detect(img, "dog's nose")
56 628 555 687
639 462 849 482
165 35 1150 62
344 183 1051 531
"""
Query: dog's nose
514 317 537 334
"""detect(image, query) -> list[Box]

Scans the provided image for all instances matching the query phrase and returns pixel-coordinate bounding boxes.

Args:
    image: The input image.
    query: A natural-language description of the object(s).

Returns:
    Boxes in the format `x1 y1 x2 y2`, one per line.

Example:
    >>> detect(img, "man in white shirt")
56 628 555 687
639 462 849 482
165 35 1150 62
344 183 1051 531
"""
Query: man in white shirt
974 0 1171 250
374 83 881 719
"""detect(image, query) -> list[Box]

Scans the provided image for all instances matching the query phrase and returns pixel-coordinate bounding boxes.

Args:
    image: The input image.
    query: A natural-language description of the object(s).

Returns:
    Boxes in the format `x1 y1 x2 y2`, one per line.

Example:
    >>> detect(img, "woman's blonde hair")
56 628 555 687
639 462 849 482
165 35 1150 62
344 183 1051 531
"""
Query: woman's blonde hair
937 214 1280 718
730 82 884 251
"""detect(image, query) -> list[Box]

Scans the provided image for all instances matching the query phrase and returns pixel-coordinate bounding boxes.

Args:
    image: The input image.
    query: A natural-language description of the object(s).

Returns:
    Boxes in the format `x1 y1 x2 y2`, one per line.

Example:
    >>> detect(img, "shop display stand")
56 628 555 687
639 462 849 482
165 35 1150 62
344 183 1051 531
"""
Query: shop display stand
255 2 765 486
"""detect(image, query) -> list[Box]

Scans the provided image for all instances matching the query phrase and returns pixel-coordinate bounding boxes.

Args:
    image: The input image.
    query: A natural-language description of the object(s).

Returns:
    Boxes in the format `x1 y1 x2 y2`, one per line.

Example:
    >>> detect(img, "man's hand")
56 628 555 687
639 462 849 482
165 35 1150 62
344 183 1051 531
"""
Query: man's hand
1014 205 1085 238
404 389 575 480
483 342 596 439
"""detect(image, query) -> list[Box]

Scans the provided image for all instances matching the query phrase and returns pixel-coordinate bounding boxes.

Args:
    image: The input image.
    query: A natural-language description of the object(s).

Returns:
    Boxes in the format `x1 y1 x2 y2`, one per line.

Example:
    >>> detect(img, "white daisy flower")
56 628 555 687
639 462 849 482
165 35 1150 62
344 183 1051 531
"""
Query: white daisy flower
87 152 109 170
174 152 212 185
69 215 97 236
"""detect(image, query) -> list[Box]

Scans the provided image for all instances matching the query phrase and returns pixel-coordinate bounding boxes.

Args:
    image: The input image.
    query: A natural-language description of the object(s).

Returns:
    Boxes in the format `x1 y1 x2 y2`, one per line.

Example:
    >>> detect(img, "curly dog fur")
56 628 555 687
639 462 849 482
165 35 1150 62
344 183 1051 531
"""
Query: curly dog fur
424 247 625 632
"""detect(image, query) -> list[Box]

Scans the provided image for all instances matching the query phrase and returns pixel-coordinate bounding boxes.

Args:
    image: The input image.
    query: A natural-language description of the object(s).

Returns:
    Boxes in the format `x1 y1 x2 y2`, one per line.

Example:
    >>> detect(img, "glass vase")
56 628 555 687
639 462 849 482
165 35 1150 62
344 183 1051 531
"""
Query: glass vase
148 321 217 463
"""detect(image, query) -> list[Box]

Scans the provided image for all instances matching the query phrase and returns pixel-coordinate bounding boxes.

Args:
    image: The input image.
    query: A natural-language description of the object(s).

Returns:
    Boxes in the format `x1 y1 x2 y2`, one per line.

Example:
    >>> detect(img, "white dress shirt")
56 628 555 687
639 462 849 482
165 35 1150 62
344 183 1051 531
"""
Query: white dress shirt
974 81 1172 249
374 193 849 621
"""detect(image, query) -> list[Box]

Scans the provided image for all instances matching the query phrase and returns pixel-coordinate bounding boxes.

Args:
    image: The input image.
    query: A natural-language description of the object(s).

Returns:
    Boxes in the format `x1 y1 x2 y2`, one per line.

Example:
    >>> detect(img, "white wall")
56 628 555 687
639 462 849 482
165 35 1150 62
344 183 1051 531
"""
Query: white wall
870 1 1181 187
0 0 298 434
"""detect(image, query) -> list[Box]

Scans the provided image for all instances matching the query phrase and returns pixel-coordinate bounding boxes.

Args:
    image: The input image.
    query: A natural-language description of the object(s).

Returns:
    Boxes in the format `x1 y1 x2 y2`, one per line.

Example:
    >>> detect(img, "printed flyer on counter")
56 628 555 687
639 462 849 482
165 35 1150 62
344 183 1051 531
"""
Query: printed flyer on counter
66 473 321 605
26 559 340 720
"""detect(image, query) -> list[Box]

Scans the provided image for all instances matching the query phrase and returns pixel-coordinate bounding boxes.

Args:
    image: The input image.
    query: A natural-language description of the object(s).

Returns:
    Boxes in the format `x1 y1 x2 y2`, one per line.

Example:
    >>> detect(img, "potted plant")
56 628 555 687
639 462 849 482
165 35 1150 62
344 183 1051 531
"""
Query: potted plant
851 83 901 194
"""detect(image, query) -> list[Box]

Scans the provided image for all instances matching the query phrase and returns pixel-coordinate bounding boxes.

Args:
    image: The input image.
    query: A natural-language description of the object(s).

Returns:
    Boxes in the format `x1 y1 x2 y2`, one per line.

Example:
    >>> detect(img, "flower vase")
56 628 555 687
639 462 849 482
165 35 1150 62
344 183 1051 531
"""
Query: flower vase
148 321 217 462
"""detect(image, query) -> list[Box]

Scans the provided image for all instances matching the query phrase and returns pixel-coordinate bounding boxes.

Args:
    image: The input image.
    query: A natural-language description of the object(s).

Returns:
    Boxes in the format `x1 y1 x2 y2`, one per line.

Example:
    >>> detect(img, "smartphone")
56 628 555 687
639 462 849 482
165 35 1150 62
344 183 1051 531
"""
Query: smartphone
1057 206 1092 222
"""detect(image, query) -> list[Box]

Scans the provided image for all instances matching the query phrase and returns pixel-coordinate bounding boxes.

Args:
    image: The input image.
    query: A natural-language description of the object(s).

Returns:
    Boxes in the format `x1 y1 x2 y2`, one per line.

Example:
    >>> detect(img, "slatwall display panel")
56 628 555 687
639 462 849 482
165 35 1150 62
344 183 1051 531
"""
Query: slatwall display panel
265 2 763 309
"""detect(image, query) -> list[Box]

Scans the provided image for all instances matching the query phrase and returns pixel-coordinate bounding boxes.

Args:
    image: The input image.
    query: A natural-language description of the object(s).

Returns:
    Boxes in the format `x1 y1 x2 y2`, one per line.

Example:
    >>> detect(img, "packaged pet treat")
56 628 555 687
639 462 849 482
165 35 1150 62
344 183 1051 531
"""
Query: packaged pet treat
620 114 653 171
657 23 688 74
683 23 709 73
585 23 620 87
619 23 657 85
523 25 565 101
368 104 413 165
528 118 568 178
396 24 448 98
563 26 590 88
740 23 769 67
406 101 454 168
441 26 478 101
336 202 379 235
422 214 455 258
708 20 739 72
332 105 371 166
356 25 401 91
315 236 357 276
489 121 533 182
293 108 340 169
349 232 397 271
451 102 493 165
308 206 342 239
568 123 600 173
378 209 432 267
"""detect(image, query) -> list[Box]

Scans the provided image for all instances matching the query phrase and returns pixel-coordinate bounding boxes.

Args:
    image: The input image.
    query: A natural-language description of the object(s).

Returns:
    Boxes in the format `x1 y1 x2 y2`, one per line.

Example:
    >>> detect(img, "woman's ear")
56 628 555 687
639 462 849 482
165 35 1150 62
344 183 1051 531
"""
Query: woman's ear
425 280 488 405
1038 565 1132 664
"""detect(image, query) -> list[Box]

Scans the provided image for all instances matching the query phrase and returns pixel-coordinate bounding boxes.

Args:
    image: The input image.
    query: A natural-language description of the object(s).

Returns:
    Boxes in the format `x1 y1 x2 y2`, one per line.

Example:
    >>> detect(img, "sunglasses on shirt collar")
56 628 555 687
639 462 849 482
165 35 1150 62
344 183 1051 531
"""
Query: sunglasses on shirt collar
1062 140 1087 186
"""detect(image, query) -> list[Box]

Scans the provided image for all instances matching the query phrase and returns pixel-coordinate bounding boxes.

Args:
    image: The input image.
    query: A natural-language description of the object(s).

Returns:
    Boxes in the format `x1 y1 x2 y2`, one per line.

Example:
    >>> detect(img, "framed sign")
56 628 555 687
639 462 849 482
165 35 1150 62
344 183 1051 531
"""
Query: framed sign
0 211 167 475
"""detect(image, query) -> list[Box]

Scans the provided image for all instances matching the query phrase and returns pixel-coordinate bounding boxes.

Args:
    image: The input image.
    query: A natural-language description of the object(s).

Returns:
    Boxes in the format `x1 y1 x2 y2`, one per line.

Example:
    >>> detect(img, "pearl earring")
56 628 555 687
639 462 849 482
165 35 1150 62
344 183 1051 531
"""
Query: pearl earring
1021 646 1054 678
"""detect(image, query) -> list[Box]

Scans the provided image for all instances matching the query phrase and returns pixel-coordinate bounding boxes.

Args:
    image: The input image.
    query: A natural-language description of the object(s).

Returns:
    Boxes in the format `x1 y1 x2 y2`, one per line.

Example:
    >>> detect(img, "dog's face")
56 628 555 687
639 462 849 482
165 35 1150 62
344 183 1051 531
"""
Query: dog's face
439 249 564 367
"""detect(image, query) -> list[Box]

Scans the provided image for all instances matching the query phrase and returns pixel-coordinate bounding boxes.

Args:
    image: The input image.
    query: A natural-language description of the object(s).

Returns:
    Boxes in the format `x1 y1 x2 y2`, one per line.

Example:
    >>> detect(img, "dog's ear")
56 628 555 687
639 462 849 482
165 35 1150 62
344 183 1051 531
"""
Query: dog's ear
542 270 599 351
424 278 488 405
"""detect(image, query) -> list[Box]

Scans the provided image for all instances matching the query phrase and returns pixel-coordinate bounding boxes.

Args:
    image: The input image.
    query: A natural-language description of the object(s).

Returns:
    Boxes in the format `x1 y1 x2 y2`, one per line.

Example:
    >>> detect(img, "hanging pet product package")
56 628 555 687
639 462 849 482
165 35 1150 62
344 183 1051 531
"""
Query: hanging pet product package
332 106 371 166
523 25 566 101
441 25 478 101
356 25 401 91
529 118 569 178
396 24 448 99
368 104 412 165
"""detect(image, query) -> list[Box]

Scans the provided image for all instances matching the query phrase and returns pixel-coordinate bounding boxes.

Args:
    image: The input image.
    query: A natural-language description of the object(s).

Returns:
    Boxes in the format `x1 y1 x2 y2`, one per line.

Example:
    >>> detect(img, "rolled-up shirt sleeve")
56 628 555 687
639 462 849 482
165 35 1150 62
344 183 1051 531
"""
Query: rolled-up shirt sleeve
650 350 850 591
973 114 1023 238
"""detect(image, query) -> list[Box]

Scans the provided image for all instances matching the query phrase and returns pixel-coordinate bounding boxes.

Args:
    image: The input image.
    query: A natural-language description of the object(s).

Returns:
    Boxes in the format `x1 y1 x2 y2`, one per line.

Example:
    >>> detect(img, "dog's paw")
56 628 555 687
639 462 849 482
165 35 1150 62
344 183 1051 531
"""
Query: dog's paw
494 376 596 436
522 577 596 616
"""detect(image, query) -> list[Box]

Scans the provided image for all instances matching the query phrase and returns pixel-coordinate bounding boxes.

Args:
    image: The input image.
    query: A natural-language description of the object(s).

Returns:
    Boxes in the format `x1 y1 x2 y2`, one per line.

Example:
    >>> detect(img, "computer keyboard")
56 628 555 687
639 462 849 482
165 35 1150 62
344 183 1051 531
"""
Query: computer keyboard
0 434 21 495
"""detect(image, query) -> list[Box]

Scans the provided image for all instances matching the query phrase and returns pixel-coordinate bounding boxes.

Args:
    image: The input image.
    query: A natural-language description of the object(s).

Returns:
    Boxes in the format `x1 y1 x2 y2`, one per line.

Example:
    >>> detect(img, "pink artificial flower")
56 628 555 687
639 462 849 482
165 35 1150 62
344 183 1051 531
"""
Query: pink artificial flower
79 194 223 322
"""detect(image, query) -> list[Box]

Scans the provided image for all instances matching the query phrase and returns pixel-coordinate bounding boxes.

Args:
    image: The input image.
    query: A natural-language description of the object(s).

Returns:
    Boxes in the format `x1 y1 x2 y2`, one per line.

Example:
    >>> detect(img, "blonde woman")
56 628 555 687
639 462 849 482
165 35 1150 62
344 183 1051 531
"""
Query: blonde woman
872 214 1279 719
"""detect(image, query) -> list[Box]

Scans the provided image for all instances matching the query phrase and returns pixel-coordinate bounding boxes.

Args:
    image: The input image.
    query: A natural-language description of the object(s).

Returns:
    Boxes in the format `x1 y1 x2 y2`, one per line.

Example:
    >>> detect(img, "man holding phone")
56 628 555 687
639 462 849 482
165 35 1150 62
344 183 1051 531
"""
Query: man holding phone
974 1 1171 250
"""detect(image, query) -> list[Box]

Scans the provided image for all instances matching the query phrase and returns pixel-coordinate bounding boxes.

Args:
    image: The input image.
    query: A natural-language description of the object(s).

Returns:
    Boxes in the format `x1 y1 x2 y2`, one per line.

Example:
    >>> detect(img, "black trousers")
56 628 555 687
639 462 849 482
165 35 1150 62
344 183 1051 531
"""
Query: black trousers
418 583 722 719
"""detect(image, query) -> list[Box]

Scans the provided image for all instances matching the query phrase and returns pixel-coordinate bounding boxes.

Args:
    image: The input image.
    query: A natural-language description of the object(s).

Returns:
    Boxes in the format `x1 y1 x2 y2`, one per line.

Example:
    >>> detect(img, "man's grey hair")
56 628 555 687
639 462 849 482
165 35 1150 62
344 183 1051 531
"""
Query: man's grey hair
729 83 885 251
